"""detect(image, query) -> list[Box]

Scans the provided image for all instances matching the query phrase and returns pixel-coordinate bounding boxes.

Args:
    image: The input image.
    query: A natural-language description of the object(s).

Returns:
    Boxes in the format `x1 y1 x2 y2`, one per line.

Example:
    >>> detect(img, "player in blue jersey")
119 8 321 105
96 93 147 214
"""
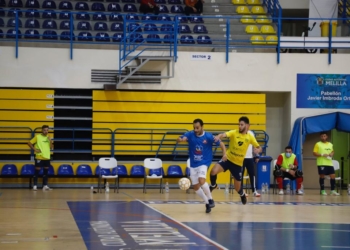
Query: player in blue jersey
177 118 226 213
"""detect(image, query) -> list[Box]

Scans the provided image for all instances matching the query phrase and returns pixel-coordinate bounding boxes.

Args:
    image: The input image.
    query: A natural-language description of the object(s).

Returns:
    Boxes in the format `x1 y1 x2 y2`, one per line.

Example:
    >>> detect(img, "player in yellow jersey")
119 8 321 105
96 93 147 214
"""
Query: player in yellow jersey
210 116 262 205
313 131 339 196
28 125 54 191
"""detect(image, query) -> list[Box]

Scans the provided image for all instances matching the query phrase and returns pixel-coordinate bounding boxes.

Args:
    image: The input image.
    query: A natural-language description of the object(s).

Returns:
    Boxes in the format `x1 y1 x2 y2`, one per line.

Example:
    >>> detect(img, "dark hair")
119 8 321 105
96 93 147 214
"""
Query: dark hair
193 118 203 126
42 125 49 130
285 146 293 151
320 131 328 136
239 116 250 124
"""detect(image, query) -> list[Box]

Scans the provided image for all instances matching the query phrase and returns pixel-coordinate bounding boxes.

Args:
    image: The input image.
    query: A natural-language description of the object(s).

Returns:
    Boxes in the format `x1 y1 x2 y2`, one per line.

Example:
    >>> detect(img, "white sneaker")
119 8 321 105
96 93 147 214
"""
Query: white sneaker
253 191 261 197
42 185 52 191
330 190 340 196
297 190 304 195
278 190 284 195
33 185 37 191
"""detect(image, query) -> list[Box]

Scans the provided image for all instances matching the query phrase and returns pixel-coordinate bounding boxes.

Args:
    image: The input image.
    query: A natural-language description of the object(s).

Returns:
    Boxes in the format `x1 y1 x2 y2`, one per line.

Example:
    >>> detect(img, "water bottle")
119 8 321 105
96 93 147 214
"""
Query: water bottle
91 185 94 193
348 184 350 196
225 183 229 194
165 182 169 193
286 183 291 194
261 183 265 194
105 182 110 193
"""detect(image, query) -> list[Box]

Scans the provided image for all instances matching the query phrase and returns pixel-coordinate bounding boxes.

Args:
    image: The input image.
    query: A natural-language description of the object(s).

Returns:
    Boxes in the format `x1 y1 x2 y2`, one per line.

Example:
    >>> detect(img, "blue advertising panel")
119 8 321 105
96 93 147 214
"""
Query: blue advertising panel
297 74 350 108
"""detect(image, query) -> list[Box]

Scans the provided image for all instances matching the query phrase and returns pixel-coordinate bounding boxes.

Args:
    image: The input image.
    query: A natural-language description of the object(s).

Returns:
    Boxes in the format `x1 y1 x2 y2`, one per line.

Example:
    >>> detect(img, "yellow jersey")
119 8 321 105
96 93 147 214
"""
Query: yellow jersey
225 130 260 166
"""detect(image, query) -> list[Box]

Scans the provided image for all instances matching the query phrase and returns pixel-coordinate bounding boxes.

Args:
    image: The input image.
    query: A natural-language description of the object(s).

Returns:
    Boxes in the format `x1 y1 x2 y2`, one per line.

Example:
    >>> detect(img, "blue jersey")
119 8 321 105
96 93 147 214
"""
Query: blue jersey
182 131 220 168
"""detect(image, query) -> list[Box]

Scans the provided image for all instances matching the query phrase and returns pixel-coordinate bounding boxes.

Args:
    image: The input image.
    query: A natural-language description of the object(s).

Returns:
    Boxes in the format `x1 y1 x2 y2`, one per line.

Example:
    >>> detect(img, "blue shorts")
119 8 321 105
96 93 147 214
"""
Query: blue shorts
317 166 335 175
218 159 243 181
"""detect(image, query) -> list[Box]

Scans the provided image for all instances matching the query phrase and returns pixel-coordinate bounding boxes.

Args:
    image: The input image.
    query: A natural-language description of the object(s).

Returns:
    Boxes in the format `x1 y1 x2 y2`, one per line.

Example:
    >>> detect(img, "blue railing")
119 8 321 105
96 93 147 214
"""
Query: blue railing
1 6 349 64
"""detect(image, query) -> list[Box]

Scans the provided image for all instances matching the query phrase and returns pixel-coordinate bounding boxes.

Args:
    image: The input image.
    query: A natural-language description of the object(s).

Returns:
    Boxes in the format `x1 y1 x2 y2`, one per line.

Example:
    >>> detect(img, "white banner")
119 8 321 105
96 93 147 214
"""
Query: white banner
191 54 212 61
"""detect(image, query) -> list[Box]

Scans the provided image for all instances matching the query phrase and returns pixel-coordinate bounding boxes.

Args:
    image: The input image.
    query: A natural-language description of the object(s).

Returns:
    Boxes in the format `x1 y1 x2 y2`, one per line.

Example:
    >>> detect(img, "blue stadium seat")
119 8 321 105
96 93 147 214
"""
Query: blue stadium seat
96 32 110 41
93 12 107 21
76 12 90 20
177 16 188 23
158 14 171 21
75 2 89 10
60 31 75 40
0 8 5 16
147 34 161 43
128 22 141 32
8 0 23 7
178 24 191 33
141 14 156 21
163 34 174 43
25 9 40 18
0 0 5 6
42 0 56 9
77 21 91 30
193 24 207 33
7 18 22 27
59 11 71 19
21 164 35 175
126 13 139 20
60 20 73 30
129 33 144 42
160 24 173 32
123 4 137 12
42 19 57 29
144 23 157 32
77 31 92 41
1 164 18 175
92 2 105 11
130 165 145 176
94 21 108 31
167 165 183 176
42 10 57 19
39 165 55 175
59 1 73 10
24 29 40 38
107 0 119 2
180 35 194 44
43 30 57 39
57 164 74 175
155 0 165 3
76 164 92 176
6 28 22 38
111 165 128 176
190 16 204 23
149 167 163 176
122 0 135 2
109 13 123 21
0 29 3 37
7 8 23 17
25 19 39 28
111 22 122 31
112 32 123 42
107 3 121 11
95 166 111 176
168 0 181 3
197 35 212 44
158 5 169 13
170 5 183 13
25 0 39 8
0 18 3 26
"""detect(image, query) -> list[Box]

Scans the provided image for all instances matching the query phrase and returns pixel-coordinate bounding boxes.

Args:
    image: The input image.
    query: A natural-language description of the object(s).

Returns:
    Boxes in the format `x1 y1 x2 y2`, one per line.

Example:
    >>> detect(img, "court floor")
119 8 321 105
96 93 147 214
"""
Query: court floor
0 188 350 250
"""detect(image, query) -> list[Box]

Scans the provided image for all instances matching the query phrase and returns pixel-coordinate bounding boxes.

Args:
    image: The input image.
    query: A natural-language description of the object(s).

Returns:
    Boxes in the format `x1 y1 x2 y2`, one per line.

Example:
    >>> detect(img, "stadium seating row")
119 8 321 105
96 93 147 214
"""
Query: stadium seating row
251 34 277 44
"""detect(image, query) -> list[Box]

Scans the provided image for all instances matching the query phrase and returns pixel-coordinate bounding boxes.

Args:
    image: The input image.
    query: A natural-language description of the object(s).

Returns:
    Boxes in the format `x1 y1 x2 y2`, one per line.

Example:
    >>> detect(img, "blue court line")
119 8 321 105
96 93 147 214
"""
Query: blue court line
143 201 350 206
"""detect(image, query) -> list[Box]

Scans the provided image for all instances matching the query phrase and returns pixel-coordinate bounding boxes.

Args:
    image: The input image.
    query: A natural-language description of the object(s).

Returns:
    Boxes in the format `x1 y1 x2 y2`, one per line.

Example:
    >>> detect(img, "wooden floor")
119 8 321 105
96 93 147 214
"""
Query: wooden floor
0 188 350 250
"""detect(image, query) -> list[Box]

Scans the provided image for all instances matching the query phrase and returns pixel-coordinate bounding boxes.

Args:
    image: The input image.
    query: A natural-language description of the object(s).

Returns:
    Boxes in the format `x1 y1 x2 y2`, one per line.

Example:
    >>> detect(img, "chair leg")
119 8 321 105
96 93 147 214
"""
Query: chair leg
117 178 119 193
98 176 101 193
160 178 163 193
114 178 117 193
143 177 146 193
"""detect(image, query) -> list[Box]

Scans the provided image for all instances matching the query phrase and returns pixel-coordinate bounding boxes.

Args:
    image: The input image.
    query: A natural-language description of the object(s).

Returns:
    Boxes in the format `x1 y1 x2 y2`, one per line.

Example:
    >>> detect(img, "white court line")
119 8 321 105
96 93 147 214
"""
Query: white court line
321 247 350 249
6 233 21 236
1 241 18 244
273 228 350 232
137 199 228 250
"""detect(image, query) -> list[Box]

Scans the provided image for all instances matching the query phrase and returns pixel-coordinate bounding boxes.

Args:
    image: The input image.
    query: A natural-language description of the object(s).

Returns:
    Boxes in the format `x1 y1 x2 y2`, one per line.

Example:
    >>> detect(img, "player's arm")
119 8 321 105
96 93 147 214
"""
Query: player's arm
275 155 287 171
214 132 227 142
177 132 189 142
28 137 41 153
219 141 226 156
47 135 54 150
312 144 327 157
251 137 262 155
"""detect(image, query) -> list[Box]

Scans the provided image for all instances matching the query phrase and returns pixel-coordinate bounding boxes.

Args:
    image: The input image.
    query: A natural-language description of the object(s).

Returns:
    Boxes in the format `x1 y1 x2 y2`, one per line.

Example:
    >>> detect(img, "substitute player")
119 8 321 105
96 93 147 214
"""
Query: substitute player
177 118 226 213
28 125 54 191
210 116 261 205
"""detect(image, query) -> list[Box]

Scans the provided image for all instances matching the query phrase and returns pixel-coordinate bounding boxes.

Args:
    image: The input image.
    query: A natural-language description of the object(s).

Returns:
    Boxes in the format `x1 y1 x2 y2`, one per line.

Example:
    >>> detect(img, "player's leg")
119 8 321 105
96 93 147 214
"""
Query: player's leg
229 163 247 205
42 160 52 191
190 167 211 213
296 176 303 195
197 166 215 208
245 158 260 197
209 161 225 192
328 167 339 196
33 159 40 191
318 166 327 195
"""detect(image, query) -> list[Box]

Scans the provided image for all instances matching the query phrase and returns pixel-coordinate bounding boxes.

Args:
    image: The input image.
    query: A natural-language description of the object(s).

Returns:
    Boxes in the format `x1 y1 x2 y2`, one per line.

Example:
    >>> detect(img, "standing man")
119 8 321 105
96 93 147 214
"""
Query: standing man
139 0 159 15
242 130 260 197
177 119 226 213
209 116 262 205
28 125 53 191
313 131 339 196
184 0 204 16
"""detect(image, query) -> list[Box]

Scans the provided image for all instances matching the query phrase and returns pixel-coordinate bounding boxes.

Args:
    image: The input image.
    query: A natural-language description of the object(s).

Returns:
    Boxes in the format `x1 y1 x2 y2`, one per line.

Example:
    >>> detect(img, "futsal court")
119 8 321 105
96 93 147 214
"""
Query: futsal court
0 187 349 250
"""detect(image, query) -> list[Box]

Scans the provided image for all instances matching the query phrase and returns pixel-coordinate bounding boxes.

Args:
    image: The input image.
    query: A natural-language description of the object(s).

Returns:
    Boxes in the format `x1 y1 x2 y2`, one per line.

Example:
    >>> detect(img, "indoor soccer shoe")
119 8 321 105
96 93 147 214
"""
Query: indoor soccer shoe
208 199 215 208
33 185 37 191
205 204 211 213
240 193 247 205
320 190 327 196
330 190 340 196
43 185 53 191
209 184 218 192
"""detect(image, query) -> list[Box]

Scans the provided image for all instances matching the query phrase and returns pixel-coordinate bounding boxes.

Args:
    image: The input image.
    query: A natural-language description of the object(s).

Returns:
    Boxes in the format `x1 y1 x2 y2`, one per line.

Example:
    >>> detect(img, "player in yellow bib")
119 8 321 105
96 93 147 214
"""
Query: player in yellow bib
28 125 54 191
210 116 262 205
313 131 339 196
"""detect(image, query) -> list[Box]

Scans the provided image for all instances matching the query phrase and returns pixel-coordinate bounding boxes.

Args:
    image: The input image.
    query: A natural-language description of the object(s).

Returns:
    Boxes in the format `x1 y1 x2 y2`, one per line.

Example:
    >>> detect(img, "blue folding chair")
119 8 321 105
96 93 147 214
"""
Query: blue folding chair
57 164 74 175
76 164 93 176
1 164 18 175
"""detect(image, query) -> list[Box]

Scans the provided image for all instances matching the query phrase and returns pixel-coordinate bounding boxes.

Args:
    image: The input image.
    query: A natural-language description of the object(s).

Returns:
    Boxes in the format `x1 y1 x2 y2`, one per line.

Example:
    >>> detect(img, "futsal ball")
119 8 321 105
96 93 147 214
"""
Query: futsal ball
178 178 191 191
